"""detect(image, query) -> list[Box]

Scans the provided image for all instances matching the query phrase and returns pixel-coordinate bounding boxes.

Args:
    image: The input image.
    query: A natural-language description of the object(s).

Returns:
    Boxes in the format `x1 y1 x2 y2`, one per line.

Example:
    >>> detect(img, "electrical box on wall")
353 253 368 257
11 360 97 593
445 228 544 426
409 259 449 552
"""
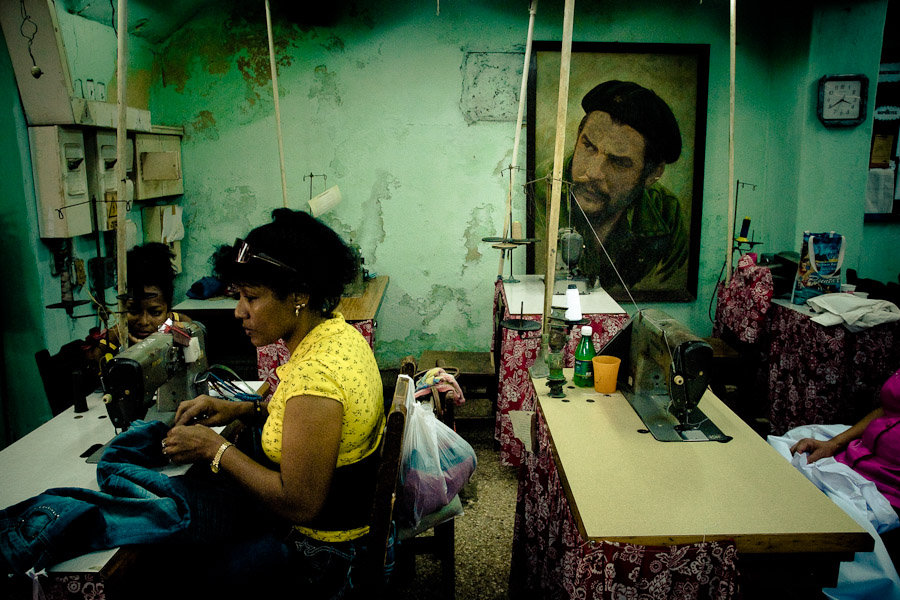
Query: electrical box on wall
135 133 183 200
29 125 92 238
84 130 134 231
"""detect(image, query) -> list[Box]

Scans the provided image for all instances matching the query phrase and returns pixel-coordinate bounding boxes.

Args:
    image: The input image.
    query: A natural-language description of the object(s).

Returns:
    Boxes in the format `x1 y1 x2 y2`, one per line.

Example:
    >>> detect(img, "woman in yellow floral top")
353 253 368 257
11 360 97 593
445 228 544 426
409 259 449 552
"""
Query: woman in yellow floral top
160 208 384 599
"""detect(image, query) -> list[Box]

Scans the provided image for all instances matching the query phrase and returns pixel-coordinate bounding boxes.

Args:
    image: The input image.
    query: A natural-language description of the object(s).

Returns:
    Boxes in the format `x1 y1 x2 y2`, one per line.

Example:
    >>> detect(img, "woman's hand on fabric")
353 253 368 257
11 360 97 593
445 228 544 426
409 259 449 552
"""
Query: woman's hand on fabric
162 424 224 465
174 395 241 427
790 437 840 463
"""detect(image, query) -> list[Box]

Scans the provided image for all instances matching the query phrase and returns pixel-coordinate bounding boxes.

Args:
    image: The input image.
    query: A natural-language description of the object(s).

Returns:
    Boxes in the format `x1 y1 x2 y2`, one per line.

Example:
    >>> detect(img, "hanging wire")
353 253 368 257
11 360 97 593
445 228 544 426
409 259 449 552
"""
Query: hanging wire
55 197 131 219
109 0 117 35
19 0 41 76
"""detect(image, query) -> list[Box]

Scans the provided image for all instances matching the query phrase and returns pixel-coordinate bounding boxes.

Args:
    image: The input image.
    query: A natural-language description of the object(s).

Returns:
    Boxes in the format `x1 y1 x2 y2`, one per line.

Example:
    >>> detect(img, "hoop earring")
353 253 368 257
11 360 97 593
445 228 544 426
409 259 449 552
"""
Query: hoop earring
294 303 306 317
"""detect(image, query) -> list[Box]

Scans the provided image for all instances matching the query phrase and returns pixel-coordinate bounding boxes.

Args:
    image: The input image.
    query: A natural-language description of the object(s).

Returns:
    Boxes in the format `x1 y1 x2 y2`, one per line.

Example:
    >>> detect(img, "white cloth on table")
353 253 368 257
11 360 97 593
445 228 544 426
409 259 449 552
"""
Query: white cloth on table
768 424 900 600
806 293 900 332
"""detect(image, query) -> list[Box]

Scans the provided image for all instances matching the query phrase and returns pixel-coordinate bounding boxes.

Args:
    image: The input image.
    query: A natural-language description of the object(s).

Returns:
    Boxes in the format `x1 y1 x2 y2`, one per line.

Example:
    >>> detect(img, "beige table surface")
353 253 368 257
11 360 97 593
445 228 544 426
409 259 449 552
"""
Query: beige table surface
503 274 626 316
535 371 872 554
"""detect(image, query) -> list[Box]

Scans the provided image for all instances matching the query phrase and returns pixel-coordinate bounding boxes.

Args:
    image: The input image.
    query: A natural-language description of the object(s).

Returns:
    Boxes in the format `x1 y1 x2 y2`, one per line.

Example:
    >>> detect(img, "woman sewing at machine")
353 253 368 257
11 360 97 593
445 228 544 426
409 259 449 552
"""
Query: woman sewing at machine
83 242 191 372
156 208 383 599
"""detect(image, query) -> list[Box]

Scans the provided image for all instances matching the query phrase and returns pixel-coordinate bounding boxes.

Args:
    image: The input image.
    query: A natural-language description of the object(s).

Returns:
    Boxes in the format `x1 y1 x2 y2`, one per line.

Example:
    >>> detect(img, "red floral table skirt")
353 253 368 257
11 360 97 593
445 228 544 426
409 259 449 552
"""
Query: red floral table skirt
30 573 106 600
714 257 900 435
764 302 900 434
493 280 628 466
509 408 739 599
255 320 375 396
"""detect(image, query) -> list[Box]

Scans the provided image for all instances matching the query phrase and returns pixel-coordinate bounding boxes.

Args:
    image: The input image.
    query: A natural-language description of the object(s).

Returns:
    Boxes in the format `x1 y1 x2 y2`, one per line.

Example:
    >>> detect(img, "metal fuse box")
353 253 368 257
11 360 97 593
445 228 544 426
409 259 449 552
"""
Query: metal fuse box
29 125 91 238
84 129 134 231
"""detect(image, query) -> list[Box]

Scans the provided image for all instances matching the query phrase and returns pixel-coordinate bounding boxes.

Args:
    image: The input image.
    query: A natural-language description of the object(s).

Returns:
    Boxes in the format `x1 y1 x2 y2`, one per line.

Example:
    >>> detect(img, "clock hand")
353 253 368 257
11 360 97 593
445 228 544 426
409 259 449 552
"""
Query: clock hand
828 98 850 109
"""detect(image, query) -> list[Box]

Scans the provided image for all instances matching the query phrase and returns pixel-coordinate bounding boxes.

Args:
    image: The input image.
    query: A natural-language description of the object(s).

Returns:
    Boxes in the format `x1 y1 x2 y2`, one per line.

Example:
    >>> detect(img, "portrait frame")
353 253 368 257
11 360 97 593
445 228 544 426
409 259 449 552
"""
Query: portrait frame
526 41 710 303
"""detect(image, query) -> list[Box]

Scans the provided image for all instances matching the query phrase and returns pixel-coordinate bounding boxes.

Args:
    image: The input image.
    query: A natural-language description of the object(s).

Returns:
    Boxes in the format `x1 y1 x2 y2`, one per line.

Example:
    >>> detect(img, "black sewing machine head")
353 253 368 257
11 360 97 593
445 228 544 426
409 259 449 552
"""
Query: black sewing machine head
599 309 729 442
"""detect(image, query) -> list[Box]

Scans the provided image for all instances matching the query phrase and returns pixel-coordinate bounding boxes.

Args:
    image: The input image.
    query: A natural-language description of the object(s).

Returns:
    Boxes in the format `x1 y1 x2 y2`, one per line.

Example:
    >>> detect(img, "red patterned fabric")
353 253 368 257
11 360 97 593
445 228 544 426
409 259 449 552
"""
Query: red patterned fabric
256 320 376 397
713 264 900 436
37 573 105 600
570 541 739 600
510 409 739 599
713 254 774 344
493 279 628 466
765 302 900 435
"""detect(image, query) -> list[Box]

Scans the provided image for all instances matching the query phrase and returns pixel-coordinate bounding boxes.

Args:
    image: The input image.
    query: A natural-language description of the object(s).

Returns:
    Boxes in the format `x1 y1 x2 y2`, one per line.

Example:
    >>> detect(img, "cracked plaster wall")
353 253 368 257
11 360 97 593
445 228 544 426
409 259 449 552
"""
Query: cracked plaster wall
12 0 890 378
141 0 889 368
146 2 529 367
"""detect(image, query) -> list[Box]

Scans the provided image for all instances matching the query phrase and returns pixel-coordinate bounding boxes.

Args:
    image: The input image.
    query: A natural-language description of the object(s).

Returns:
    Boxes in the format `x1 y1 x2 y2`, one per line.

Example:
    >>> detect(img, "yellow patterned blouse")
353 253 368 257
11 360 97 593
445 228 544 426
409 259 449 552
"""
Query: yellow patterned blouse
261 313 384 542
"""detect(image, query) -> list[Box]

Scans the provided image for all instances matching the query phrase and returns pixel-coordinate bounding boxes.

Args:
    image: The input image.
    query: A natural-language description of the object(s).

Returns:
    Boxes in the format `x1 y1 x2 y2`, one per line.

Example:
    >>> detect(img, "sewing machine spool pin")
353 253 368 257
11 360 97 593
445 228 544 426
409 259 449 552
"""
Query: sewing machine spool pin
501 301 541 338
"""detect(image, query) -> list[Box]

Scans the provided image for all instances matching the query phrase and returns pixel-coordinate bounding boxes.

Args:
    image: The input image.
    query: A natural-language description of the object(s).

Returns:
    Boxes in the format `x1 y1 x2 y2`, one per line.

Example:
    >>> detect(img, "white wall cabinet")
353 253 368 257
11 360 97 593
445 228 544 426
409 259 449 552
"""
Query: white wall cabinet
134 133 183 200
29 125 92 238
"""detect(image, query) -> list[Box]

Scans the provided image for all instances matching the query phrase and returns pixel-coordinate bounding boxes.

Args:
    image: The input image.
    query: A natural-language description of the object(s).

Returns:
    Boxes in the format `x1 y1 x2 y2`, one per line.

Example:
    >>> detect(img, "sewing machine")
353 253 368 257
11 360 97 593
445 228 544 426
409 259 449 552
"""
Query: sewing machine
101 321 209 431
602 309 730 442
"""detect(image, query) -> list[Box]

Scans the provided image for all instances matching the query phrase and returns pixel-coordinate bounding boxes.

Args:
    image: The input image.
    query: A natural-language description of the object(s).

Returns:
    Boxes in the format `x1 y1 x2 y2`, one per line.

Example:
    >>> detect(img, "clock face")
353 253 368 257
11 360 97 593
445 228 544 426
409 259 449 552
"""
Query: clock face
817 75 868 127
822 79 862 120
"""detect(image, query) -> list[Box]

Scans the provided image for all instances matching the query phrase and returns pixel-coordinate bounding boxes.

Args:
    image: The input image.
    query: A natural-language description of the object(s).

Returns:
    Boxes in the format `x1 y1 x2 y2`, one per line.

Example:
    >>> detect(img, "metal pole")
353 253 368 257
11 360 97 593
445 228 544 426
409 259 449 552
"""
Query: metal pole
114 0 128 348
725 0 737 284
542 0 575 332
265 0 289 208
498 0 538 278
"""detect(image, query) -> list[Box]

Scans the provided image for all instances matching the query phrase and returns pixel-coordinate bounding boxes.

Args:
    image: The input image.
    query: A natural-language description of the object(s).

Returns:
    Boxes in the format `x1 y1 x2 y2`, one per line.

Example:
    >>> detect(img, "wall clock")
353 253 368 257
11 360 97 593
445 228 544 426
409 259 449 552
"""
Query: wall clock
817 74 869 127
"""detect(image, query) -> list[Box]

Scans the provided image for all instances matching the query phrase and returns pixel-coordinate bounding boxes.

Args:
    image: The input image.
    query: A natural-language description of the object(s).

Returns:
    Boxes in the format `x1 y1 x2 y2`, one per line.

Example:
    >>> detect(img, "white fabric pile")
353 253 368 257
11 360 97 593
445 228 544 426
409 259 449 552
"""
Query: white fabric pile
769 424 900 599
806 293 900 332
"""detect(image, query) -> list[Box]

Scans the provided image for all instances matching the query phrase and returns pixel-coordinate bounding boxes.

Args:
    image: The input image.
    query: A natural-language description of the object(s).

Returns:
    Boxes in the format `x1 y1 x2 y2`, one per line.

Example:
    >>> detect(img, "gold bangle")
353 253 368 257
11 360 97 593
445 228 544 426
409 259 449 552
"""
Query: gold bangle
210 441 233 474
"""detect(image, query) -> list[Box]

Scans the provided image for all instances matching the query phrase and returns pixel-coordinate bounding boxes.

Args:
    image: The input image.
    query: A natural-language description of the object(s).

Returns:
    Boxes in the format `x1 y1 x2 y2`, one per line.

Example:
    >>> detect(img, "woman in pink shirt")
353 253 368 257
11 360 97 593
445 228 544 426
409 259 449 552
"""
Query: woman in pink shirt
791 368 900 511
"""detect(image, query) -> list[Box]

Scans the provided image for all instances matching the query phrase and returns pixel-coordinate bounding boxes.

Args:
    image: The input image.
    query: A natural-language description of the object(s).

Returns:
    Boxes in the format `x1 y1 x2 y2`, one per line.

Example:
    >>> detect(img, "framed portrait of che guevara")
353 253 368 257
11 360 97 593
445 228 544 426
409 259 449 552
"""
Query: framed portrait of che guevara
526 41 709 303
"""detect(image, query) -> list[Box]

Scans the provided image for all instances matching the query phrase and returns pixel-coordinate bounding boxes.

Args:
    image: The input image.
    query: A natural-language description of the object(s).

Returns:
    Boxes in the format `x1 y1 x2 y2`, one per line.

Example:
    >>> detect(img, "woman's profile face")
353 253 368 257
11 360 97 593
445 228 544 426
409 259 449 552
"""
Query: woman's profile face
232 284 294 348
126 285 171 340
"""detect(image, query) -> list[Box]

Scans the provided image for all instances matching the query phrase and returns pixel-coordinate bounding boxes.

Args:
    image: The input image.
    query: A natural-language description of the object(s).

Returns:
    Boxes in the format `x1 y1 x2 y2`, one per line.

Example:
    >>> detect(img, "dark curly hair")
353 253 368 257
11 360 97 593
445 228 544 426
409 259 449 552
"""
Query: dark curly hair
212 209 359 317
127 243 177 307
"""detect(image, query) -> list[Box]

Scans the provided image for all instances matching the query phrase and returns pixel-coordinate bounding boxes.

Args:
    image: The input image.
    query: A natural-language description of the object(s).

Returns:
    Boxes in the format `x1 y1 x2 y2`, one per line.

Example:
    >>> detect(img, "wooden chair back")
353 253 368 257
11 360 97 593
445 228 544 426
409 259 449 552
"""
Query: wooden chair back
358 374 409 593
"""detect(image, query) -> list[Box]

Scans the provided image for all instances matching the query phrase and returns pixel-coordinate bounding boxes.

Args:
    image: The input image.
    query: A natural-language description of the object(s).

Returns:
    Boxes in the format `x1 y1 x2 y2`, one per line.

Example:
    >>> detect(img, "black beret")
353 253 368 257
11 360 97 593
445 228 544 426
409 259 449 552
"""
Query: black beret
581 80 682 164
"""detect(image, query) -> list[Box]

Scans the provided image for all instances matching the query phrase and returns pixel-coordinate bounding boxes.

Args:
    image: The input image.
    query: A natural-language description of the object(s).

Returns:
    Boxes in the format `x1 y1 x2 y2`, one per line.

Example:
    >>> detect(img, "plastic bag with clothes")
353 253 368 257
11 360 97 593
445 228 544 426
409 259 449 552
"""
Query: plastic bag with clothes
396 382 476 528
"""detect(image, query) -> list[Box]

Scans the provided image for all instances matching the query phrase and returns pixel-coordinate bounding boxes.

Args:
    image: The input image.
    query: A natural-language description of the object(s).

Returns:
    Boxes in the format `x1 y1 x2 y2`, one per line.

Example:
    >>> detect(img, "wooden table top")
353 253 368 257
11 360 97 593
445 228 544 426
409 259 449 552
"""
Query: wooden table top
175 275 389 322
534 371 872 554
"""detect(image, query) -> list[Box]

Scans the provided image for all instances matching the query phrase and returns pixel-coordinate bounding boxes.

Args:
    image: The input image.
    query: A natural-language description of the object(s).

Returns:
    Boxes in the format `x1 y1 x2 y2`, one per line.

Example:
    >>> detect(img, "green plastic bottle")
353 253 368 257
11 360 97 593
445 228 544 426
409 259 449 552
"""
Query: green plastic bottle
573 325 596 387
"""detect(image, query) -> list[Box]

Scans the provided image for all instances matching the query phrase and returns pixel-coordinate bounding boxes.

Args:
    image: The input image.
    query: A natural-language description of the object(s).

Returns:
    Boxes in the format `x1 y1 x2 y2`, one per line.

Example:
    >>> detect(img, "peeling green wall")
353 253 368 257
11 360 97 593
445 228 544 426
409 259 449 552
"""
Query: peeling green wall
1 0 896 443
141 0 892 368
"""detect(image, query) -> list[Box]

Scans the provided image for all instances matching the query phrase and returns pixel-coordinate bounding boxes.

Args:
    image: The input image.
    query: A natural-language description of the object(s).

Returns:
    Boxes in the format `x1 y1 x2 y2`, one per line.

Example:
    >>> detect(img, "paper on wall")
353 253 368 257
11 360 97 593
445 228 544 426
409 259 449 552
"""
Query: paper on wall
866 166 895 213
161 205 184 243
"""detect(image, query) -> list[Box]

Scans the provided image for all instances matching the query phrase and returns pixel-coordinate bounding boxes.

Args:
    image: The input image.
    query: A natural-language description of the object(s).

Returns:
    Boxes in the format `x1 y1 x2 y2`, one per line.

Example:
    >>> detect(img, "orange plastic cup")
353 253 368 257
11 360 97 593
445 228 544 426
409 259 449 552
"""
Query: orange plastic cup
592 356 621 394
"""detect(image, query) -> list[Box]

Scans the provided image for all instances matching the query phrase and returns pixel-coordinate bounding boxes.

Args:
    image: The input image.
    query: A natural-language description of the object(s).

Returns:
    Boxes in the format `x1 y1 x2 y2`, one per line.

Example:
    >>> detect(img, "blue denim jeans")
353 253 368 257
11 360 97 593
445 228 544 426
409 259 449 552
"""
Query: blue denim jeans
0 420 265 575
1 420 383 599
0 420 194 573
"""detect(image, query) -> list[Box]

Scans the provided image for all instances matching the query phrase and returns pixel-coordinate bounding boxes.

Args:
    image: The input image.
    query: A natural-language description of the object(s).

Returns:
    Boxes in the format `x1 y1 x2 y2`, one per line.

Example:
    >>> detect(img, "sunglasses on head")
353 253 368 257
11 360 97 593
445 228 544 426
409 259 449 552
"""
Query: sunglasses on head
233 238 297 273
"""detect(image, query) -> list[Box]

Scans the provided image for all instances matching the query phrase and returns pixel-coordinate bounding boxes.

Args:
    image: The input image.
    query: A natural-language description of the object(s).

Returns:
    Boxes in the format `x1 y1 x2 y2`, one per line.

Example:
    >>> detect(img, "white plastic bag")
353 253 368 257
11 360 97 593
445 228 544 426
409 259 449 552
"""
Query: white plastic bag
396 387 476 527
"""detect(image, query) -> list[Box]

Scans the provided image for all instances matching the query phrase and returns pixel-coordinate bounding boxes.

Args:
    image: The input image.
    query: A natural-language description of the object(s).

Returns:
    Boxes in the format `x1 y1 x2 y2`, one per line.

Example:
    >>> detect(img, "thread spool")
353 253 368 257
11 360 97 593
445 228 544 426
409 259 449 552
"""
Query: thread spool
564 283 582 321
736 216 750 242
511 221 524 239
